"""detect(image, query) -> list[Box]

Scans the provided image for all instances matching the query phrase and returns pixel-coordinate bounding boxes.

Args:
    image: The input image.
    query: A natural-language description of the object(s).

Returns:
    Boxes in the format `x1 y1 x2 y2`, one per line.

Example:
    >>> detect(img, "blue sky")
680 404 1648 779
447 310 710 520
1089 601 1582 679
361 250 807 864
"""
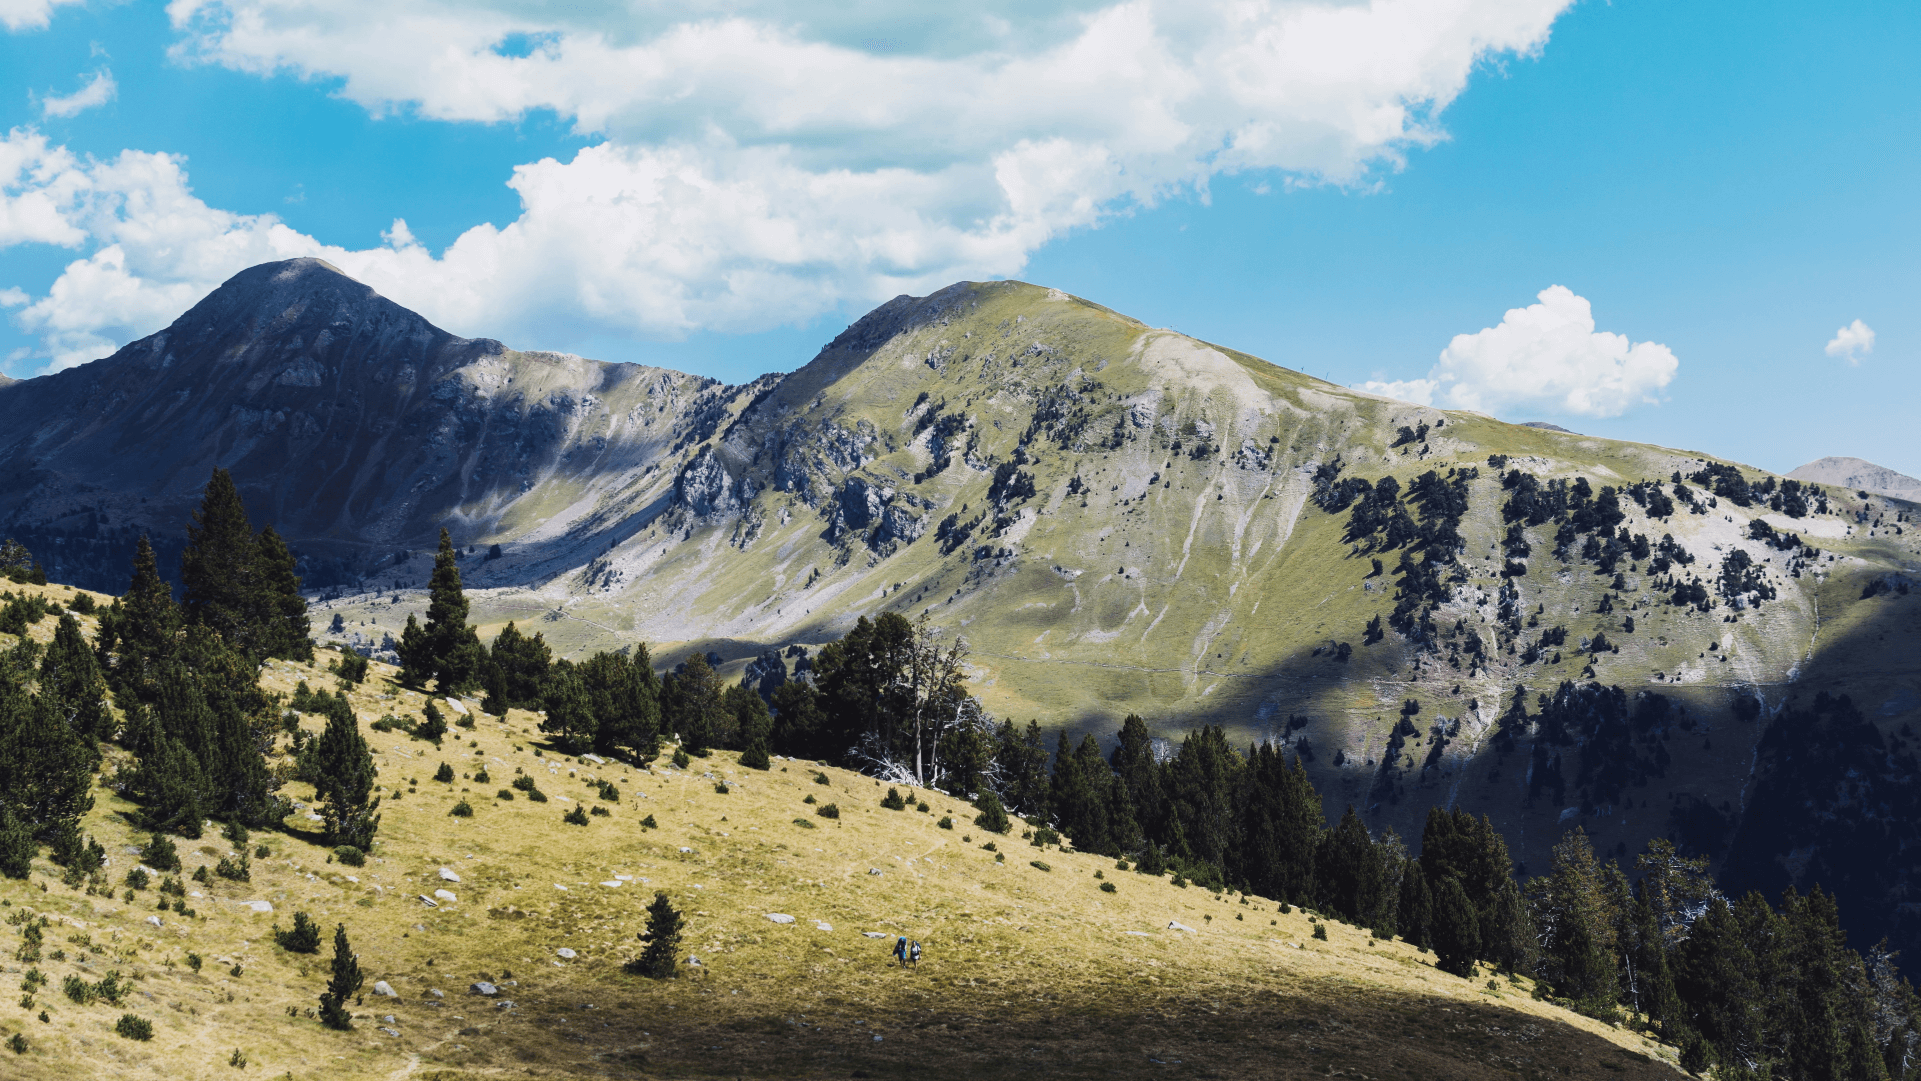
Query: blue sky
1 0 1915 478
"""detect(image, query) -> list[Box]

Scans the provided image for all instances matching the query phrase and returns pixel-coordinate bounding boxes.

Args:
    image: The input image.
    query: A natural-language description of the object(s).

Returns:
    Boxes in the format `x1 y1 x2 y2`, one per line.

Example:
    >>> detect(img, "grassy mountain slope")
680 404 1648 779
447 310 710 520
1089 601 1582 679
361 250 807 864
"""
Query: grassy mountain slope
0 586 1677 1079
310 280 1920 939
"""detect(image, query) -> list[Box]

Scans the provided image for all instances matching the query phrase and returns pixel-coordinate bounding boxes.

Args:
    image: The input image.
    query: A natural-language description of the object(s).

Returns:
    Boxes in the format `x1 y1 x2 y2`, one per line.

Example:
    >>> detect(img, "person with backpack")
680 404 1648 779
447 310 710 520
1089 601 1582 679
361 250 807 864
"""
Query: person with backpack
893 936 908 967
909 940 922 967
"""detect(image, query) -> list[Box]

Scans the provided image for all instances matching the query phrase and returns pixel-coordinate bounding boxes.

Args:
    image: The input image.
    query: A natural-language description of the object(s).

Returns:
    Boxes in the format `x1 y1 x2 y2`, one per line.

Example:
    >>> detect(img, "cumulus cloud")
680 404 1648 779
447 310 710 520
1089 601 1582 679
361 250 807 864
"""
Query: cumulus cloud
1362 286 1678 418
0 0 85 32
6 0 1575 370
1823 319 1874 364
39 69 117 119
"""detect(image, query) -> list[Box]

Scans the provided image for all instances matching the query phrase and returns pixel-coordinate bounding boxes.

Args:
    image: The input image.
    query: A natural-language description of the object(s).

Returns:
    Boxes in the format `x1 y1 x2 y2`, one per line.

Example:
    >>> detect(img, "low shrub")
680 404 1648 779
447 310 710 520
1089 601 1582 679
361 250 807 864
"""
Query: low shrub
640 814 658 829
449 801 474 818
1030 860 1052 872
816 803 840 820
434 762 455 783
1100 881 1117 893
333 846 365 867
275 911 321 953
793 818 817 829
881 787 907 810
114 1014 153 1041
563 806 590 826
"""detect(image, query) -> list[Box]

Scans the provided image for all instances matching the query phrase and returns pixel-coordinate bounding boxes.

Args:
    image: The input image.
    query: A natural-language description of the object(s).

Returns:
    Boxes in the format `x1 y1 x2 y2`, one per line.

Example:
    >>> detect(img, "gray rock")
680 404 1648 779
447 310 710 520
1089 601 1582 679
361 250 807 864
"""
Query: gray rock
372 981 398 997
146 916 163 928
469 982 498 996
495 1000 516 1010
555 947 577 959
438 867 461 882
764 913 796 925
434 889 457 903
379 1026 401 1037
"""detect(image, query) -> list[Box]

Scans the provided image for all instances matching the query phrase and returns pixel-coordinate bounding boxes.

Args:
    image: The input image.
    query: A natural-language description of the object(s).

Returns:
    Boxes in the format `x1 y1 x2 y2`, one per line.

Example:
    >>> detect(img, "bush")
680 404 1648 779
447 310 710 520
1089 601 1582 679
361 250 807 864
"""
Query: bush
816 803 840 819
739 742 770 770
527 788 549 803
714 782 730 795
881 787 907 810
114 1014 153 1041
143 834 180 873
640 814 658 829
214 853 250 882
511 775 537 791
793 818 817 829
125 868 150 891
1032 827 1060 847
590 805 611 817
474 768 491 783
449 801 474 818
187 952 203 972
596 780 619 802
1030 860 1052 872
982 842 997 852
496 789 514 801
433 762 455 783
813 771 830 785
563 806 590 826
972 791 1011 834
1100 881 1117 893
8 1032 25 1054
916 801 930 813
333 846 365 867
275 911 322 954
191 865 210 883
70 592 95 615
803 794 817 804
671 749 691 769
937 816 954 830
1313 924 1328 941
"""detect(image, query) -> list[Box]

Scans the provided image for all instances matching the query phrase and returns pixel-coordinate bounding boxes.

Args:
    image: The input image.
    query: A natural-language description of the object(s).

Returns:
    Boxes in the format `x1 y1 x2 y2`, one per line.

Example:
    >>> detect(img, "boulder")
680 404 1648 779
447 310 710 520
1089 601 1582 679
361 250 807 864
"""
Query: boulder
556 947 577 959
1168 921 1196 933
765 913 796 925
434 889 457 903
372 981 398 997
469 982 498 996
438 867 461 883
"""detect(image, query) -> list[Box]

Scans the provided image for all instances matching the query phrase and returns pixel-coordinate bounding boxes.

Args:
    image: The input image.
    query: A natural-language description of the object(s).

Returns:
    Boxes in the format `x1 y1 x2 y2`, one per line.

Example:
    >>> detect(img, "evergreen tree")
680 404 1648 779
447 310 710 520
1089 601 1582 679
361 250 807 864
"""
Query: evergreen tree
485 622 553 713
993 719 1051 817
318 923 362 1030
972 789 1011 834
1431 874 1481 977
1231 743 1321 905
112 536 180 702
1625 880 1681 1030
629 891 685 979
1317 805 1388 927
255 526 313 662
400 530 484 692
1675 895 1767 1069
1398 860 1434 949
1161 726 1241 875
723 679 772 758
769 678 827 760
1528 828 1619 1005
664 652 724 755
0 805 34 878
1110 714 1166 842
539 661 594 751
180 469 270 659
128 734 210 838
39 613 112 744
1050 732 1114 855
0 688 96 835
313 694 379 850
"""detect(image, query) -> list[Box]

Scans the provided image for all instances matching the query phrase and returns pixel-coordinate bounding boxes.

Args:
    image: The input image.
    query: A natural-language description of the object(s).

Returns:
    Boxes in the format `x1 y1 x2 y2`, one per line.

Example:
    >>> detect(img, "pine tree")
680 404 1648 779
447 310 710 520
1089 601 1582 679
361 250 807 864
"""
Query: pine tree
629 891 685 979
485 622 553 713
314 694 379 850
1528 828 1619 1004
722 680 771 756
129 735 210 838
113 536 180 702
0 805 34 878
318 923 362 1030
1430 874 1481 977
255 526 313 662
411 529 484 693
539 661 594 751
582 647 660 760
1316 805 1387 927
1110 714 1166 841
1398 860 1434 948
181 469 268 659
39 613 112 744
1232 743 1321 905
993 719 1051 817
666 652 724 755
972 789 1011 834
0 688 96 833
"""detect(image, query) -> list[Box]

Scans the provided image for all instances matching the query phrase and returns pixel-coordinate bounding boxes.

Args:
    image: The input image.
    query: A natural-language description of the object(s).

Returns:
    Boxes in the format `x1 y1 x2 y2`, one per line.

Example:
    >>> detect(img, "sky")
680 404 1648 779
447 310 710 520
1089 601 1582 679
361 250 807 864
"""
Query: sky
1 0 1915 479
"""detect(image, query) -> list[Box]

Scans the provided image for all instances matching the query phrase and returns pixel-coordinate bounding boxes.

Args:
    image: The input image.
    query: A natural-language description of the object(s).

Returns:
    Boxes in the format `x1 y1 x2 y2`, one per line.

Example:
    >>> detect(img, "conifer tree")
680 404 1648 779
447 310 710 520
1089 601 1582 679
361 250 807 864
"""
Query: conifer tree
255 525 313 662
318 923 362 1030
484 622 553 714
112 536 180 702
1110 714 1166 842
1232 742 1321 905
0 805 34 878
539 660 594 751
181 469 267 658
0 688 96 834
972 789 1011 834
629 891 685 979
39 613 112 744
129 734 210 838
665 652 724 755
401 529 485 692
1431 874 1481 977
993 719 1051 817
313 694 379 850
1397 860 1433 948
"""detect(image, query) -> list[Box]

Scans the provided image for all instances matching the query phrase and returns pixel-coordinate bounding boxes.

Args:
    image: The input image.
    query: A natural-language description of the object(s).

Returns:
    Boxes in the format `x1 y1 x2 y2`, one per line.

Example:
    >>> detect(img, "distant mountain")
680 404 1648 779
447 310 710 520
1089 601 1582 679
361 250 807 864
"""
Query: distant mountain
4 260 1920 955
1789 456 1921 500
1521 421 1575 433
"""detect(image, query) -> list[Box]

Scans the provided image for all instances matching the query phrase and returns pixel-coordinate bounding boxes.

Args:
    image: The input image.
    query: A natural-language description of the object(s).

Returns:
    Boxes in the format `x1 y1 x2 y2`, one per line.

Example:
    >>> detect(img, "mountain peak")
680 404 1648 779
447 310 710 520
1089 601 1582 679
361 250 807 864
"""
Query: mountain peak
1788 456 1921 499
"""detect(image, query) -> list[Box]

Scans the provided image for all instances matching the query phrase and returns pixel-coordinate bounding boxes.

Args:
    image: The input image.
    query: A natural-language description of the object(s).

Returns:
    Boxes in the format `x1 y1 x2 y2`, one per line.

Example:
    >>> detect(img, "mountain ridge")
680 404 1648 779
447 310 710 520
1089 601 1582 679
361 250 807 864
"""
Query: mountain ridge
2 261 1919 957
1790 455 1921 500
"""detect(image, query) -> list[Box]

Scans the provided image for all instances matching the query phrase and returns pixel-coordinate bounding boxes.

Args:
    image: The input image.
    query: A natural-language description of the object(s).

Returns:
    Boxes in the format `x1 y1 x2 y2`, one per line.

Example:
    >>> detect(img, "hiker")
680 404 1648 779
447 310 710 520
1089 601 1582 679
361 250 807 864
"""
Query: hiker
909 940 922 967
893 936 908 967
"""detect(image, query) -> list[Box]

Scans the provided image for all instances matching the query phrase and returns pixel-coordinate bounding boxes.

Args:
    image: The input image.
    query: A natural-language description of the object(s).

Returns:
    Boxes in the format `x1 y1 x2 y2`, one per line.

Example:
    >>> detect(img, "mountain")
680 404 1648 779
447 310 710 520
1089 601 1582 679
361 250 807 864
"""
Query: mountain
1790 455 1921 500
4 260 1920 954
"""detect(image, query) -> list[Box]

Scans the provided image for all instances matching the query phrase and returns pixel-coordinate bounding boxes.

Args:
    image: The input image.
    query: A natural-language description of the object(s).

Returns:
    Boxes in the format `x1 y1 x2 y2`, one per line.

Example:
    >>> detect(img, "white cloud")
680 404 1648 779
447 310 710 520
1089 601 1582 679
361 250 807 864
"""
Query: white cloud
1823 319 1874 365
40 69 118 119
1362 285 1678 418
0 0 85 32
6 0 1575 370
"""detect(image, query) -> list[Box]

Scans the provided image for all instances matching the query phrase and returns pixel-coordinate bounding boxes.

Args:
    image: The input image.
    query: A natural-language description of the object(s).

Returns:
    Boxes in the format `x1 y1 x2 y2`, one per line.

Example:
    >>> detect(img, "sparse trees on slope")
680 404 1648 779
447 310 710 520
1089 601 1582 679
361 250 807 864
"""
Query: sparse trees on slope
180 469 308 662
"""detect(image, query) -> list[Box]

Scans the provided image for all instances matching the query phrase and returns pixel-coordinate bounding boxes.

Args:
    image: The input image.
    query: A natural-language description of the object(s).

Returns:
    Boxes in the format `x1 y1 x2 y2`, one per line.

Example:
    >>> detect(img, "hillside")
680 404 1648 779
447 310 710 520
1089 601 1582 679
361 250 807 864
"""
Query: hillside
1789 456 1921 501
0 581 1677 1079
3 261 1919 956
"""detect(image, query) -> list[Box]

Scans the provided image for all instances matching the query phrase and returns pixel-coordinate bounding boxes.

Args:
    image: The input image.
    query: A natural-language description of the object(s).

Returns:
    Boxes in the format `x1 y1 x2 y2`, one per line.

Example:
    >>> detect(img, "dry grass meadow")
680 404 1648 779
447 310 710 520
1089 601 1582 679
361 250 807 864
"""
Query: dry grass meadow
0 581 1683 1080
